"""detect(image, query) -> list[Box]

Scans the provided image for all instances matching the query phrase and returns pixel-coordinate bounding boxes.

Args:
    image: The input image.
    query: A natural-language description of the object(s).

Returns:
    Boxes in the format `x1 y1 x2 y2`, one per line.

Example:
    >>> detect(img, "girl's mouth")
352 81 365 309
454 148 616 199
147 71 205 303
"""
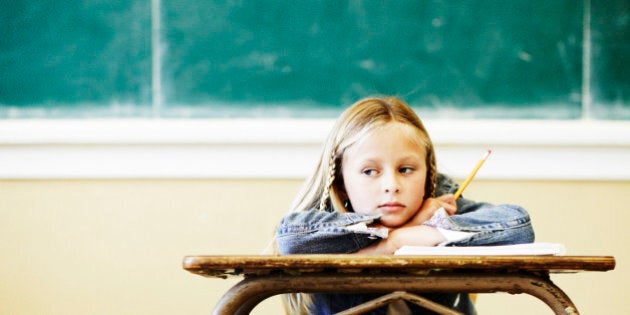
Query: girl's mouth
379 202 405 213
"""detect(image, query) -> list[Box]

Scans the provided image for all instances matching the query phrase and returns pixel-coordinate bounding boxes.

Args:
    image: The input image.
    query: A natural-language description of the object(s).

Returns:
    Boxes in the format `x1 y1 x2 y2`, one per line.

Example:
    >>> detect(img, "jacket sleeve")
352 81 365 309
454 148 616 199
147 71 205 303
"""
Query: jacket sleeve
431 173 536 246
276 209 385 254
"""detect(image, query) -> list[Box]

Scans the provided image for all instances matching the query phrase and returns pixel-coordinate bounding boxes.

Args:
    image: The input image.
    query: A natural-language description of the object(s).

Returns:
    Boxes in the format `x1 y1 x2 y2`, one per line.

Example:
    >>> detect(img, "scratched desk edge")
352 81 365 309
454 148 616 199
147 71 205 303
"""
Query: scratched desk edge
182 254 616 278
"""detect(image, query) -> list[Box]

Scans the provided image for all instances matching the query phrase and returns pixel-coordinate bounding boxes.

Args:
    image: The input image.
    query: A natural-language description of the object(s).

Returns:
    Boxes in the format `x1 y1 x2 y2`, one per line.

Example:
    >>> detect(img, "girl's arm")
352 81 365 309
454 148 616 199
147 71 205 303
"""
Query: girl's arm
356 225 446 254
277 174 534 255
430 173 535 246
276 194 453 255
359 186 536 253
276 209 384 254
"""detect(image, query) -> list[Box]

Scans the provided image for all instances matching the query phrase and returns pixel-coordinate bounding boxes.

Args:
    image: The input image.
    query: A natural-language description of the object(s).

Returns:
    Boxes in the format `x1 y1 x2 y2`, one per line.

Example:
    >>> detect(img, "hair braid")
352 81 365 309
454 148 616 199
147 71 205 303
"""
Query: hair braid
427 153 438 198
318 151 337 210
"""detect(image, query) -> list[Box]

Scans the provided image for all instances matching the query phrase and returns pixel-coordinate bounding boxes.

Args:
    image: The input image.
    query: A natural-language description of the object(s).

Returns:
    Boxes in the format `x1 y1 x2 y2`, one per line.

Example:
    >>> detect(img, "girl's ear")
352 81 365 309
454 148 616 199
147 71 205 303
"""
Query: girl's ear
335 172 348 200
333 178 351 211
337 188 348 202
337 187 353 212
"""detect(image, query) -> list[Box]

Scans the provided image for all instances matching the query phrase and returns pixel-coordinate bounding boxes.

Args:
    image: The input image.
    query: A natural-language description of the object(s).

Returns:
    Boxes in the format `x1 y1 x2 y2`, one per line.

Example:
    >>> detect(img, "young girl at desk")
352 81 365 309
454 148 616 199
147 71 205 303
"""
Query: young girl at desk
275 96 535 314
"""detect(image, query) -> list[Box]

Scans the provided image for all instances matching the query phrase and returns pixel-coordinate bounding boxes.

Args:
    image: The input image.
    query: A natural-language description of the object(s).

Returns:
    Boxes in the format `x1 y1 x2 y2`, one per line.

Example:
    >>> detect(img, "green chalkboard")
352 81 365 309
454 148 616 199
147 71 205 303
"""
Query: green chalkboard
590 0 629 118
0 0 628 119
0 1 152 116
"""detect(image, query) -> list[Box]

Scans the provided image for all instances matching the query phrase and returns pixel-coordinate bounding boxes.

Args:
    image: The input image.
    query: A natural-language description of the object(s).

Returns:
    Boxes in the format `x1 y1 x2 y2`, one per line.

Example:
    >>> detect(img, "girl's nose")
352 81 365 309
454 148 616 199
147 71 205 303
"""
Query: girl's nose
385 187 400 193
383 173 401 194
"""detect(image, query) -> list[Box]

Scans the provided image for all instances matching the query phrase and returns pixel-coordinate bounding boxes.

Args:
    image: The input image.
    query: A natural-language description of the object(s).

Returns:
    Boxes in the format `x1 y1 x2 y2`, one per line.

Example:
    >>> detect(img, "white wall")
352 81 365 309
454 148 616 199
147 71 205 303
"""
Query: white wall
0 179 627 314
0 119 627 314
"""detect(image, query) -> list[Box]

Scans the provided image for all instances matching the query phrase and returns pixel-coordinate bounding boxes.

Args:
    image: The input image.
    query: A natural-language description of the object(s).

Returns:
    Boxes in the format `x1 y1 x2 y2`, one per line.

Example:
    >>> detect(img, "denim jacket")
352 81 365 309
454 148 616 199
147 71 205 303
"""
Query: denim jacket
277 174 535 255
275 174 535 314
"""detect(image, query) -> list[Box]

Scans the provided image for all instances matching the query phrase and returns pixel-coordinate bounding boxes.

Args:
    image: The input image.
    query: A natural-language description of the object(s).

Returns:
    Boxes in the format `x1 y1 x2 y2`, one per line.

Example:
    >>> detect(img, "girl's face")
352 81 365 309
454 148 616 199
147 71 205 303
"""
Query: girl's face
341 122 428 227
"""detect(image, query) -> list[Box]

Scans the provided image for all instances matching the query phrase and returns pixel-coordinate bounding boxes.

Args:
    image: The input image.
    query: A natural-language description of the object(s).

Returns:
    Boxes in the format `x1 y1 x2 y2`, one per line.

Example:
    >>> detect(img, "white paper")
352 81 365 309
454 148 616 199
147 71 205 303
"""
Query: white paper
394 242 566 256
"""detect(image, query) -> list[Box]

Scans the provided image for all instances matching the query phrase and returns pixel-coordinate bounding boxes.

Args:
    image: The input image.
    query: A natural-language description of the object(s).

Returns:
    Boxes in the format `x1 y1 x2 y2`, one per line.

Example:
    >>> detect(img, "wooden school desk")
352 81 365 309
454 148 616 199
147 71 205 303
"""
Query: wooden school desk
182 254 615 315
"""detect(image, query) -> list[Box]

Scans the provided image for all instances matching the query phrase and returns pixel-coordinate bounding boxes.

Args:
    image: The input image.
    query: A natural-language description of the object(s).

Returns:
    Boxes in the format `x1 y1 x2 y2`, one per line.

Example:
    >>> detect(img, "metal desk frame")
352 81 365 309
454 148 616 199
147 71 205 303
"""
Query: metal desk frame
183 254 615 315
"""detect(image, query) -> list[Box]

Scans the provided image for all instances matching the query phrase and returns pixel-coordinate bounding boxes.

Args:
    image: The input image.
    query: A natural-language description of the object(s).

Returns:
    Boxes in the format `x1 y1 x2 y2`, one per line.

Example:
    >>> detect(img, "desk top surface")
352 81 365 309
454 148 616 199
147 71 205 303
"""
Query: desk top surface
183 254 616 278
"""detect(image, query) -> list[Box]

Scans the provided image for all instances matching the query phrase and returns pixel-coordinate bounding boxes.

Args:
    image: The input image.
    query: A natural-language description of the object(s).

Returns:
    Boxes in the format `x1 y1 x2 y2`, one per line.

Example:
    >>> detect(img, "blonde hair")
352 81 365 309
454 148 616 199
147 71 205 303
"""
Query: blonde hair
282 96 438 314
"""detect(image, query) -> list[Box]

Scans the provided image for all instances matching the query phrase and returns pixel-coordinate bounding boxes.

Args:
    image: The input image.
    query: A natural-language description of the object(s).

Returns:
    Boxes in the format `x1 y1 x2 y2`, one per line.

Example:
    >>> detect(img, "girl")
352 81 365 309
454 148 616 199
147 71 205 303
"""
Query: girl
276 96 534 314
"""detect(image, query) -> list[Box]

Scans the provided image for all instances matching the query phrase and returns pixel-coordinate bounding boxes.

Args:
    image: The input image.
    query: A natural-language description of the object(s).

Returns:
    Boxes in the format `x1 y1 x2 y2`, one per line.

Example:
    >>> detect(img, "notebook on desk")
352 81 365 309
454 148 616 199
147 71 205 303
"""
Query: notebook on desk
394 242 566 256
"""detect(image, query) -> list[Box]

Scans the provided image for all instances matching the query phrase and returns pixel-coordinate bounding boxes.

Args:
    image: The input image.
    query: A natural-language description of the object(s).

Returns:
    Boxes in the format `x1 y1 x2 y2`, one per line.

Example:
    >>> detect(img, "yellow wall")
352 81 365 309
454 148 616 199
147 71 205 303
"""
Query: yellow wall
0 179 626 314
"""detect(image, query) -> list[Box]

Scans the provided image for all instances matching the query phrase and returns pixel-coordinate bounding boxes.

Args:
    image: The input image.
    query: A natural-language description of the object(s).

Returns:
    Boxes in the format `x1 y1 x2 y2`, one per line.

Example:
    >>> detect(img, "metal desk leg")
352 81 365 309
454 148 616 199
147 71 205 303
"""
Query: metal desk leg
211 272 579 315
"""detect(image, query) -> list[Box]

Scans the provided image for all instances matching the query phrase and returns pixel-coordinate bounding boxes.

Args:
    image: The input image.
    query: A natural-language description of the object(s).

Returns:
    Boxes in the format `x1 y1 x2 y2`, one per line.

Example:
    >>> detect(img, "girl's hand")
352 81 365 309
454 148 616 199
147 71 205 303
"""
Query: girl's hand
356 225 446 254
403 194 457 227
358 195 457 254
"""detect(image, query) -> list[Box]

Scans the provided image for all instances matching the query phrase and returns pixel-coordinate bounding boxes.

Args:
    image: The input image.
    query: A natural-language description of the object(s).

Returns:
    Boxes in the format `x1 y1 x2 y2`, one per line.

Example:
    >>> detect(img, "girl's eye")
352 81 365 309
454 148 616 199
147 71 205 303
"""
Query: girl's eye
400 167 414 174
362 169 377 176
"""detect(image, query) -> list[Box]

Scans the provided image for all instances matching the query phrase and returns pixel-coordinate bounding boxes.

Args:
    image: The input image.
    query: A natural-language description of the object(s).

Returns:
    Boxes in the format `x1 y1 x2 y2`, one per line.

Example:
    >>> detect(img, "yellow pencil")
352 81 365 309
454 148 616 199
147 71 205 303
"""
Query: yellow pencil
453 149 492 200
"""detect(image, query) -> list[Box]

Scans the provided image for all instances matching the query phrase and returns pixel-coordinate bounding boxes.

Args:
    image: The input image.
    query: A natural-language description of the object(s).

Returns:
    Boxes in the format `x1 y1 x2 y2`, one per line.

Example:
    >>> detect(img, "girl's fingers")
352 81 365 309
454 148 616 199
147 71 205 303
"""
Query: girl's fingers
442 203 457 215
